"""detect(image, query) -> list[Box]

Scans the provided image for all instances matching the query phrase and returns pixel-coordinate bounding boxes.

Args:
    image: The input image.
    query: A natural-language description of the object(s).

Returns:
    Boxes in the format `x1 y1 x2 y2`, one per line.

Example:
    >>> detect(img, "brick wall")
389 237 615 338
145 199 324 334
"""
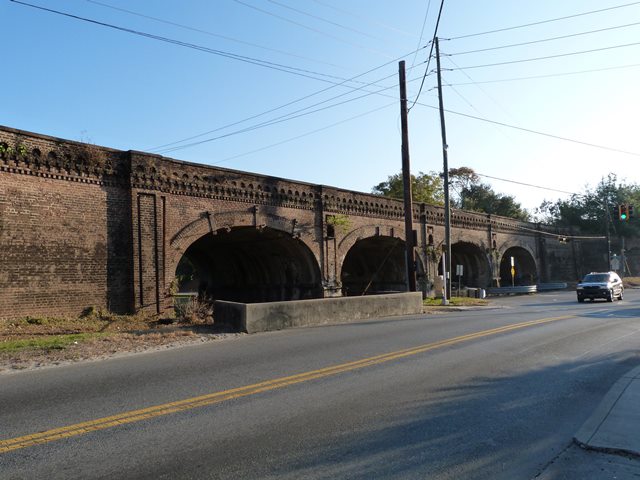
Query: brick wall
1 125 595 320
0 127 132 320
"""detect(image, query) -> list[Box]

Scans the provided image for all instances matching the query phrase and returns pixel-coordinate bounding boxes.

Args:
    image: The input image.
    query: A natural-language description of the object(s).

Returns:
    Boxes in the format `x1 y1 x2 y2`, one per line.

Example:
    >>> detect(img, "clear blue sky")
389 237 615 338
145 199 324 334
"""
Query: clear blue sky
3 0 640 214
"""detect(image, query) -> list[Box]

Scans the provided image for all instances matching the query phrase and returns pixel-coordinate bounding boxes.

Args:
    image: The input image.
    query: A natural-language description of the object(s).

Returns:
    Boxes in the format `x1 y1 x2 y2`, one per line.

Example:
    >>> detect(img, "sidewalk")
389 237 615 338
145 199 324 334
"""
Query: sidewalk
536 365 640 479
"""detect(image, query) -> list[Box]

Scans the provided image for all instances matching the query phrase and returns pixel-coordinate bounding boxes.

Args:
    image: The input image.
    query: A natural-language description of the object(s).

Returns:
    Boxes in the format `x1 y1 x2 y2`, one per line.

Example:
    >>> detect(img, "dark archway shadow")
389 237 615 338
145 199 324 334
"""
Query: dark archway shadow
341 236 406 296
500 246 537 287
450 241 491 288
176 226 322 303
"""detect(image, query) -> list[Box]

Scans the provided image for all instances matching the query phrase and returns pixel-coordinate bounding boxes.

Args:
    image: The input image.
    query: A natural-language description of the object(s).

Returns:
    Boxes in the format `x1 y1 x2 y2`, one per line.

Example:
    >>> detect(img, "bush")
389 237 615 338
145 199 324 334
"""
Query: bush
175 296 214 324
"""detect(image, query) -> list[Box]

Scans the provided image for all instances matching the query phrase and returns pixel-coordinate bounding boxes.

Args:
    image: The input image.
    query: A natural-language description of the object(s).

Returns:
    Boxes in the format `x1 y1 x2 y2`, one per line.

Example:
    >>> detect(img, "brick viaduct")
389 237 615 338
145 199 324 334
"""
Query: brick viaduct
0 126 608 320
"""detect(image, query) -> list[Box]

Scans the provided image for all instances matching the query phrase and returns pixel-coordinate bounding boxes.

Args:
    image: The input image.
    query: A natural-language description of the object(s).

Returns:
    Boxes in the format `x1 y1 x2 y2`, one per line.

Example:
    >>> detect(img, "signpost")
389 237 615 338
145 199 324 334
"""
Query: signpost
456 264 463 297
510 256 515 287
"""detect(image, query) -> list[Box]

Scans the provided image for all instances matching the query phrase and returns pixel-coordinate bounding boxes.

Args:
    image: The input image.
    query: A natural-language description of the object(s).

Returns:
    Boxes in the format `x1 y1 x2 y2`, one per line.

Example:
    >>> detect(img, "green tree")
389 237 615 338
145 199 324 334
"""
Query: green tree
460 183 530 221
372 171 444 205
447 167 530 220
535 174 640 235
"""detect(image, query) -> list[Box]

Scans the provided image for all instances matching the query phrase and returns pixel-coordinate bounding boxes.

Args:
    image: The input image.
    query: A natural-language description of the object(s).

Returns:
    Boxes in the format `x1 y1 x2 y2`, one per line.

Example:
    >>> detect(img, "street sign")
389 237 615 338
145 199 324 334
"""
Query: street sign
456 264 463 276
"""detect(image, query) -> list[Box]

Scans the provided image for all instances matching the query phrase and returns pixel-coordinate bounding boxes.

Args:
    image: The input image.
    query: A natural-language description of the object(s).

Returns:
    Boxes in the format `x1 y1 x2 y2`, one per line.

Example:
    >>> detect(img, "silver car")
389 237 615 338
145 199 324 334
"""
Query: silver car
576 272 624 303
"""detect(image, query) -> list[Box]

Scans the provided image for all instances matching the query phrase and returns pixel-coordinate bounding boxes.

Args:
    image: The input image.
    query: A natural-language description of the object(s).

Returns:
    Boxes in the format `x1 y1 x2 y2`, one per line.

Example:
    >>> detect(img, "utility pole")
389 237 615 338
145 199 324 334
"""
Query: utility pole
435 37 452 299
604 190 612 271
398 60 416 292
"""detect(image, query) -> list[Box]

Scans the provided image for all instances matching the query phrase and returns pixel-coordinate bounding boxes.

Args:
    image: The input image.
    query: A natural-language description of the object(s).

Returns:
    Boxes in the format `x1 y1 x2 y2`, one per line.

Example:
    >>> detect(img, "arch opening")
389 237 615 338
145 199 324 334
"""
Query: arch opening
175 227 322 303
341 236 406 296
499 247 537 286
449 241 491 288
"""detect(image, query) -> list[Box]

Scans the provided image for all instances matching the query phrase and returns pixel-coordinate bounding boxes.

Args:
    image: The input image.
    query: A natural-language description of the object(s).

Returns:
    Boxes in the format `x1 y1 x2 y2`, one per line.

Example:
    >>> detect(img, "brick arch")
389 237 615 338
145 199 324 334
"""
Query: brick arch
497 241 538 286
335 225 429 295
166 211 322 299
337 225 406 266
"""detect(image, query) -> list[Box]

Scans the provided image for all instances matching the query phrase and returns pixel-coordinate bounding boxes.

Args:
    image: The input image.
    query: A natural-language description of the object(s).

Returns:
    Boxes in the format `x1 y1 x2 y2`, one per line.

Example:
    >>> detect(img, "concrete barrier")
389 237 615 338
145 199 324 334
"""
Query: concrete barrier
215 292 424 333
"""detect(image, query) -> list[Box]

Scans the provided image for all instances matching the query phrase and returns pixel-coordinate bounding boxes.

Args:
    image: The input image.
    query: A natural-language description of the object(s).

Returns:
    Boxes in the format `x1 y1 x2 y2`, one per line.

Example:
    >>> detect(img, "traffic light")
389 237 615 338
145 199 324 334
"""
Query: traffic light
618 204 629 221
629 204 634 219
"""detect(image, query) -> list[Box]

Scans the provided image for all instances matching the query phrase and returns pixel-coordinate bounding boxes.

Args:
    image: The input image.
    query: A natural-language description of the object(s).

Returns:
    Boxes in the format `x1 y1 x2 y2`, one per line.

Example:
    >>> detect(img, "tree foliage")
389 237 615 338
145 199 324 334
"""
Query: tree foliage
459 183 530 221
372 171 444 205
448 167 530 220
535 174 640 235
372 167 530 221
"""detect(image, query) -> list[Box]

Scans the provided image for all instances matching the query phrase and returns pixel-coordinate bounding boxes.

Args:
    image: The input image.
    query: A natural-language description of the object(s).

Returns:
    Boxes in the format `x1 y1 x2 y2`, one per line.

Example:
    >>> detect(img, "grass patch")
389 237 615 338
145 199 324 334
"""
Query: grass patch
0 333 106 353
623 276 640 287
423 296 489 307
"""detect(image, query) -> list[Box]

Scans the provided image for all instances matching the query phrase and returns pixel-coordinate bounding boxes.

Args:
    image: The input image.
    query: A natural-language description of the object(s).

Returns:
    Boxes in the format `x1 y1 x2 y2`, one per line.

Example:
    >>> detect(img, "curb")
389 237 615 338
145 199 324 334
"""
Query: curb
573 365 640 458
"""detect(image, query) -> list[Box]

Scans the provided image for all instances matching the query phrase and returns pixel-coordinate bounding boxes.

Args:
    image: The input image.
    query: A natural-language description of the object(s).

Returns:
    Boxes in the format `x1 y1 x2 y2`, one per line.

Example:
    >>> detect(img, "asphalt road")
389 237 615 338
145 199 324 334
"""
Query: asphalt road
2 290 640 479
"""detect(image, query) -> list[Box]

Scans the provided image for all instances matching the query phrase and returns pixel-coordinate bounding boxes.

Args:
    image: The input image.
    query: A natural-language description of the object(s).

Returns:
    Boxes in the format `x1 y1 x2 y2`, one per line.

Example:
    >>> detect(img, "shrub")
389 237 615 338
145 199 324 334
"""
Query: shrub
175 296 214 324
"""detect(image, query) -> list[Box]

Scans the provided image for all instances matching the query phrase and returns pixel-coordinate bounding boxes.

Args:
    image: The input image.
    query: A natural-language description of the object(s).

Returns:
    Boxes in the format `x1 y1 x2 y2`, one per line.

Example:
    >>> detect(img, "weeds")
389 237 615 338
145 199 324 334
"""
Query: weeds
174 296 214 324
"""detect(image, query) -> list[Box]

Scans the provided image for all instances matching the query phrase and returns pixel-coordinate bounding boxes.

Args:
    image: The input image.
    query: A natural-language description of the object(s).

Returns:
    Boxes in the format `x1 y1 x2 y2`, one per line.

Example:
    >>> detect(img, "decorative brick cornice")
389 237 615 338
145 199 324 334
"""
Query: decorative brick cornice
0 129 129 184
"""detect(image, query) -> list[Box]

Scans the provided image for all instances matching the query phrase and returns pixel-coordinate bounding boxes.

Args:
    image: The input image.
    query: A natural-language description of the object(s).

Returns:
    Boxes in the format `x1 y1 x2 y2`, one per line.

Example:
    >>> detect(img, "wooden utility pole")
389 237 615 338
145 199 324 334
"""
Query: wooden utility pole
398 60 416 292
435 37 452 299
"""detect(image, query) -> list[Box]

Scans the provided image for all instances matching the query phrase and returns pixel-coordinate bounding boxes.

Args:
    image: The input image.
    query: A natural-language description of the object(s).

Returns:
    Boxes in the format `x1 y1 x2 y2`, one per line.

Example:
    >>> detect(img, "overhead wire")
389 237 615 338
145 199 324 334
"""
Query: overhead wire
16 0 639 186
474 173 577 195
447 40 640 70
156 68 435 154
264 0 381 40
149 45 429 151
308 0 418 38
446 20 640 56
10 0 354 83
410 0 432 69
442 62 640 86
442 55 520 126
82 0 346 69
408 0 445 110
212 102 396 165
231 0 392 57
411 100 640 158
445 1 640 40
156 72 402 154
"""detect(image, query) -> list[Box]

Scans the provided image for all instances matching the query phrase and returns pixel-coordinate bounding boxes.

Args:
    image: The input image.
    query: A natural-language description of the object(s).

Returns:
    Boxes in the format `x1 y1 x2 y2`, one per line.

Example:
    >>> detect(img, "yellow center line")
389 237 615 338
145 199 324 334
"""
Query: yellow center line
0 314 574 453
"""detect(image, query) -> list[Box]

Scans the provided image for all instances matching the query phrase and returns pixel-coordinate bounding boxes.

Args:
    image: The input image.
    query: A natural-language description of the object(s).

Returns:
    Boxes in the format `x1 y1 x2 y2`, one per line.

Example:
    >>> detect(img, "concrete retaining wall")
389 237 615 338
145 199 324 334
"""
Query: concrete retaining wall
215 292 424 333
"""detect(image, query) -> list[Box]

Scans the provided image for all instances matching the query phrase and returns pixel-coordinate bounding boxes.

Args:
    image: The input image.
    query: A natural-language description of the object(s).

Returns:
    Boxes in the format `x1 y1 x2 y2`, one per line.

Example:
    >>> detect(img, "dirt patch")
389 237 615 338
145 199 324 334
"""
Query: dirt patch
0 314 243 374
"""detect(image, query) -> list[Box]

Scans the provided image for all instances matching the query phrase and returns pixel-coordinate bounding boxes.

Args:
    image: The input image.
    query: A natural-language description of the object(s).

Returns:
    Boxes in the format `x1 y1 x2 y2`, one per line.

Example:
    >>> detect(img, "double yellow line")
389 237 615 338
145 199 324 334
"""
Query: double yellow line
0 314 574 454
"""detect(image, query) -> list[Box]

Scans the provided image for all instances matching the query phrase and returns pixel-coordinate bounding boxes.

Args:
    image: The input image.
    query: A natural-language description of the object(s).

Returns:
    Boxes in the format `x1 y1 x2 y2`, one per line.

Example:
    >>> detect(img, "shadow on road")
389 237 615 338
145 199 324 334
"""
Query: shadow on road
262 352 640 480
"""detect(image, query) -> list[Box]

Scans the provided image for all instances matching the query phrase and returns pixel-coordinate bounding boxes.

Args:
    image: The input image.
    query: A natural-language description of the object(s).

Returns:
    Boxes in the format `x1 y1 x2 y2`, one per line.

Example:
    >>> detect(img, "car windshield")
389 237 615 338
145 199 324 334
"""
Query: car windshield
582 274 610 283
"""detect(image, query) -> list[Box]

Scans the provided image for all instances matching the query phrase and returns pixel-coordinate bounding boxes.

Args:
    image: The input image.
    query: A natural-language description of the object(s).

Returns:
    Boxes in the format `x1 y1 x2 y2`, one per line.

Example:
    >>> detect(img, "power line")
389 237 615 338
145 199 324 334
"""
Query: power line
475 173 577 195
10 0 352 83
211 102 396 165
410 0 432 69
83 0 346 69
412 101 640 158
445 1 640 40
408 0 445 110
231 0 391 57
442 62 640 86
156 69 439 155
308 0 418 38
148 46 428 151
448 40 640 70
447 21 640 56
443 55 519 126
156 69 437 154
265 0 380 40
156 73 402 154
